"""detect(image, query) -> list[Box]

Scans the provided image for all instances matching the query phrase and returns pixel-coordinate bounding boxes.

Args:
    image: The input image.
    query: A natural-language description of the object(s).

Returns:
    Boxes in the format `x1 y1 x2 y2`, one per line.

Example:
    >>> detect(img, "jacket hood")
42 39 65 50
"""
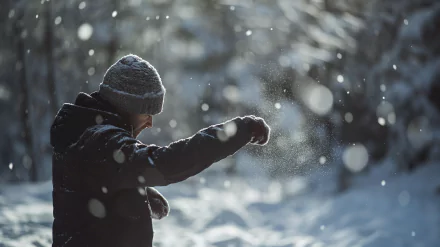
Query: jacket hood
50 92 132 151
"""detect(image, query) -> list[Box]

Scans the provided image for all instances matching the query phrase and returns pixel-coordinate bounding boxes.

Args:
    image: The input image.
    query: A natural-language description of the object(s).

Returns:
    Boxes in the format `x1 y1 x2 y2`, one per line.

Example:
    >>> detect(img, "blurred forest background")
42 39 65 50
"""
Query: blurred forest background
1 0 440 191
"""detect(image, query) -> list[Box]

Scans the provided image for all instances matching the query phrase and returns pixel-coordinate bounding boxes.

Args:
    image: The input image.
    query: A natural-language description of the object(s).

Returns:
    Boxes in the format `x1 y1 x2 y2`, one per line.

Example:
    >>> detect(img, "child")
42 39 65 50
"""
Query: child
50 54 270 247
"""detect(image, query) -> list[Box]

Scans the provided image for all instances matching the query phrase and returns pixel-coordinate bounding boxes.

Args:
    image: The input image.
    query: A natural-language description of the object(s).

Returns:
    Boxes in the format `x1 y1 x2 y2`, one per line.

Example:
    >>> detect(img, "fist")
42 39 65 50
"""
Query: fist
146 187 170 220
244 115 271 145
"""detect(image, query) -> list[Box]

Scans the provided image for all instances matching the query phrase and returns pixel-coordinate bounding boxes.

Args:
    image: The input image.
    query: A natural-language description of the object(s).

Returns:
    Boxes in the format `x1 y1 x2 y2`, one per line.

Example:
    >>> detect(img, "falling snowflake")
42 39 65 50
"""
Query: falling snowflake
77 23 93 41
337 75 344 83
88 199 106 218
169 119 177 128
201 103 209 111
78 1 86 9
113 150 125 164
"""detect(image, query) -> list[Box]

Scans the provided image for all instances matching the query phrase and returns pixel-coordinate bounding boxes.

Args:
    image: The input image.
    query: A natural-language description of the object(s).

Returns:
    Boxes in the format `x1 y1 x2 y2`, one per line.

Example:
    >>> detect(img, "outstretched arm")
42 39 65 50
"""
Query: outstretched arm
149 116 256 184
83 116 270 188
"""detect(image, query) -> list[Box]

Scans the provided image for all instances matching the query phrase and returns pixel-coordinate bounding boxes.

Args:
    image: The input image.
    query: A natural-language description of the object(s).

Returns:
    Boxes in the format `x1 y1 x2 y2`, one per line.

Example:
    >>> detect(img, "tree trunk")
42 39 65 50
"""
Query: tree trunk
45 0 58 115
15 11 38 182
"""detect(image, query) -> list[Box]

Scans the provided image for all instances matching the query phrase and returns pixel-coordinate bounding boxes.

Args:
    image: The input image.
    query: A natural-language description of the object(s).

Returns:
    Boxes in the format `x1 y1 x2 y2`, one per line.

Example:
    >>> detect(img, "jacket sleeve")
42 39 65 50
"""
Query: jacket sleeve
83 117 253 188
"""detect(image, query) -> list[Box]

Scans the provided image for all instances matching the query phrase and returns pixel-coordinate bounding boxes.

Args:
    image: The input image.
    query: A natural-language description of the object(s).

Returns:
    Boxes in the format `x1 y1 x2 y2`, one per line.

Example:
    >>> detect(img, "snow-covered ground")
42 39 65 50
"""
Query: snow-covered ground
0 163 439 247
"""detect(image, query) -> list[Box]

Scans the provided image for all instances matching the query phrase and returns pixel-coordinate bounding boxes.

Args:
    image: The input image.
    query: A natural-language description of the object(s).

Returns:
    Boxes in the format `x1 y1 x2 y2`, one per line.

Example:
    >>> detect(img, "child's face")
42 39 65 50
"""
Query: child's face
131 114 153 136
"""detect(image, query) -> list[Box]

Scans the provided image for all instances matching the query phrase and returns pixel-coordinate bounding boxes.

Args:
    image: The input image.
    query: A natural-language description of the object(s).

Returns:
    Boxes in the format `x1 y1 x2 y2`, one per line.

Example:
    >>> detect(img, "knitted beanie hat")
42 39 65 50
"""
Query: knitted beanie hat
99 54 166 115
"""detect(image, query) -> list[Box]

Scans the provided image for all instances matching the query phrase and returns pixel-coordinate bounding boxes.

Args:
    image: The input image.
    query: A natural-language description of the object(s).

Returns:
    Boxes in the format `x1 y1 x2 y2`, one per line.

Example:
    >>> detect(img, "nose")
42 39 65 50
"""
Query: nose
146 116 153 128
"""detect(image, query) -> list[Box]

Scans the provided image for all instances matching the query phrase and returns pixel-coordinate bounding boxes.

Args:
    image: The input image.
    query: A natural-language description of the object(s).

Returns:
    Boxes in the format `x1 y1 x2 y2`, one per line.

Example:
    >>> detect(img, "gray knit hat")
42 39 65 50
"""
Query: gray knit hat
99 54 166 115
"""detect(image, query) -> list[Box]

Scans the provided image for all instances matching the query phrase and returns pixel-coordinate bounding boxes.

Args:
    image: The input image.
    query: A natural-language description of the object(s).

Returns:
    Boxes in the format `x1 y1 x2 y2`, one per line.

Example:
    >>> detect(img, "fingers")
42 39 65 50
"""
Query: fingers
246 115 270 146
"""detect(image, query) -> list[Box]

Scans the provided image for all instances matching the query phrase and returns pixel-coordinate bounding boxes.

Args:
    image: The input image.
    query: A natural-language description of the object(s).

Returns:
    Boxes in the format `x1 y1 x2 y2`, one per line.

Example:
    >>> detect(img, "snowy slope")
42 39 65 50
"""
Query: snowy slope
0 163 439 247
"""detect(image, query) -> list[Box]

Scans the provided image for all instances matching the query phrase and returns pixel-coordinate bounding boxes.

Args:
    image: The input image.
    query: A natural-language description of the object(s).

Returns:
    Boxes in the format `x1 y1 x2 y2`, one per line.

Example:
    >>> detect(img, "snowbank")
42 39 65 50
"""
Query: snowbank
0 163 439 247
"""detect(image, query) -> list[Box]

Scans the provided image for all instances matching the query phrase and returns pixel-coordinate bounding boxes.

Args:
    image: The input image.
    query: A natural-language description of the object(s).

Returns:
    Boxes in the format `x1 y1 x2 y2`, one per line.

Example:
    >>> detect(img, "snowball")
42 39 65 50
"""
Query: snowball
230 6 235 11
275 103 281 109
113 150 125 164
303 84 333 116
8 163 13 170
77 23 93 41
101 187 108 194
112 11 118 17
342 144 368 173
246 30 252 36
88 199 106 218
393 64 397 70
319 156 326 165
88 49 94 56
337 53 342 59
378 117 386 126
381 180 386 186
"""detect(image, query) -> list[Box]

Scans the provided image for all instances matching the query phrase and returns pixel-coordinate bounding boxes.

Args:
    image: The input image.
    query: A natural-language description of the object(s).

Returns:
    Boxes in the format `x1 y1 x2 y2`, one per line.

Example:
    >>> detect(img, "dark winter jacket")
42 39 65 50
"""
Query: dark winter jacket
50 92 257 247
